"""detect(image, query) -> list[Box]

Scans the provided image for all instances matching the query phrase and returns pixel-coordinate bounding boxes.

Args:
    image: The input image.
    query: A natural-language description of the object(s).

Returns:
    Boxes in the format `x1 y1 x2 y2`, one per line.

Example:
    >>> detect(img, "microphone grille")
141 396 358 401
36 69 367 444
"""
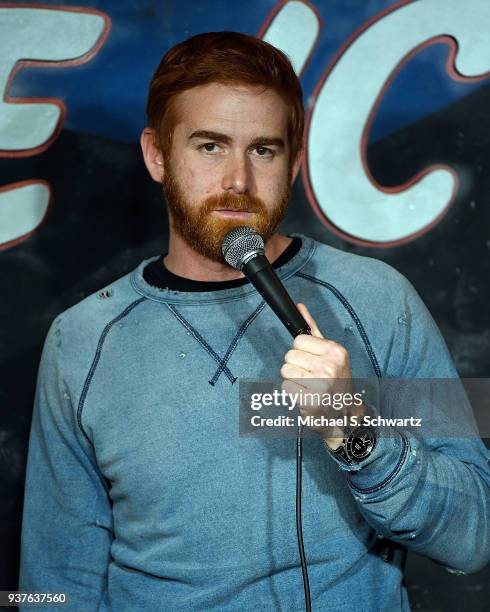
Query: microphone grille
221 226 265 270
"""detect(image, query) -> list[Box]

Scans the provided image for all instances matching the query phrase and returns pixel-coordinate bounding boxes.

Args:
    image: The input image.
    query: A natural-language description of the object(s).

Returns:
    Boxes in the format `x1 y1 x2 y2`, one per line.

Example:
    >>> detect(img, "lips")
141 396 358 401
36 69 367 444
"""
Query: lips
213 209 253 213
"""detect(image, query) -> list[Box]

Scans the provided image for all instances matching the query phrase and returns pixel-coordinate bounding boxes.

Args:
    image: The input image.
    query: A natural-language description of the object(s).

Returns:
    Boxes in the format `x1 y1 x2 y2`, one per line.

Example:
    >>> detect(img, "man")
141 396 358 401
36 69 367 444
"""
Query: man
19 32 489 611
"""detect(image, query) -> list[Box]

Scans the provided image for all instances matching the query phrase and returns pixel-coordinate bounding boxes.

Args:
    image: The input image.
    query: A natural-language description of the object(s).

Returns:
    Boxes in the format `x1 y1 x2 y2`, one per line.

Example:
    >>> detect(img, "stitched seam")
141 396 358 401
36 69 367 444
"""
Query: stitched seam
349 432 409 494
400 293 412 374
77 297 147 447
296 271 382 378
166 304 236 383
209 302 266 385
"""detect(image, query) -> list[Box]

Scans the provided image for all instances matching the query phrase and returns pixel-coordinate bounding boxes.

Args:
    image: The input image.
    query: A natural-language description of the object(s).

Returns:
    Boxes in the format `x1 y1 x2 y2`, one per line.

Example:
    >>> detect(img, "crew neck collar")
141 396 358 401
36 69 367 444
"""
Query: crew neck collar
130 233 316 305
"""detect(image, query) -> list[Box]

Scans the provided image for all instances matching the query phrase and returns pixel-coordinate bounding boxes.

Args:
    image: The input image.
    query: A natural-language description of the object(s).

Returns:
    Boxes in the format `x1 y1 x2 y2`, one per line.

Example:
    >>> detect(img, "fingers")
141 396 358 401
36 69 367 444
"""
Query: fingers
284 349 338 377
281 378 307 396
280 361 309 380
296 303 324 339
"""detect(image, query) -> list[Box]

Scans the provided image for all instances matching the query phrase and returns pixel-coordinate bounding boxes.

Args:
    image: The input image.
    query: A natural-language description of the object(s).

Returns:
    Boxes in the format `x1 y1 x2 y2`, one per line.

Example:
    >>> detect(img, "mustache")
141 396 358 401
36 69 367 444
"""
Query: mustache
201 192 266 214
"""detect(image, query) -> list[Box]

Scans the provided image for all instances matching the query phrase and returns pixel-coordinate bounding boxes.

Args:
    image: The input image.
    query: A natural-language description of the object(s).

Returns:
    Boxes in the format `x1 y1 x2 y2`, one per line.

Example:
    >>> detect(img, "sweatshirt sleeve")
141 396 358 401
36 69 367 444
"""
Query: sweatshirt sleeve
19 319 114 611
326 275 490 575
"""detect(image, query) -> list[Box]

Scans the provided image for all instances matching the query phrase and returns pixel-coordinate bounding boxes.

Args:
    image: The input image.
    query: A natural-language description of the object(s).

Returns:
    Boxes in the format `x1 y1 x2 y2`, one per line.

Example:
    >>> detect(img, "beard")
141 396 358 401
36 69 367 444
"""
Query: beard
161 164 291 263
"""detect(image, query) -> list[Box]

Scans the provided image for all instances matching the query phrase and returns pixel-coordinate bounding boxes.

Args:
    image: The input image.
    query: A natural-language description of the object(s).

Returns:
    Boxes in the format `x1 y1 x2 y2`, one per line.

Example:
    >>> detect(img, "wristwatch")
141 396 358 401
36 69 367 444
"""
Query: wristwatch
325 424 377 466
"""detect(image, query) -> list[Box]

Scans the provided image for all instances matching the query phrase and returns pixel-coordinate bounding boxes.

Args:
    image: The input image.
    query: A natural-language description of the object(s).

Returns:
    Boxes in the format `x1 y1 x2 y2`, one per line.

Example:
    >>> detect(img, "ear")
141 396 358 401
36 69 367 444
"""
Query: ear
140 128 165 183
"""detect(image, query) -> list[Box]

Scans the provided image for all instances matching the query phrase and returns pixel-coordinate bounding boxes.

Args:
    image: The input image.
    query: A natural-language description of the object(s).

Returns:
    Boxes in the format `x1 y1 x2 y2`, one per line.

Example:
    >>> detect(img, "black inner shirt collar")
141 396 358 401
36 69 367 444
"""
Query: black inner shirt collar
142 236 302 292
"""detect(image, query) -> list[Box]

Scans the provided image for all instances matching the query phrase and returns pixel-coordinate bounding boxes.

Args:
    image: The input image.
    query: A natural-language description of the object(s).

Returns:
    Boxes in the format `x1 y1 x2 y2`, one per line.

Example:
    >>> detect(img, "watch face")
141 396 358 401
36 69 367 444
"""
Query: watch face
345 427 375 461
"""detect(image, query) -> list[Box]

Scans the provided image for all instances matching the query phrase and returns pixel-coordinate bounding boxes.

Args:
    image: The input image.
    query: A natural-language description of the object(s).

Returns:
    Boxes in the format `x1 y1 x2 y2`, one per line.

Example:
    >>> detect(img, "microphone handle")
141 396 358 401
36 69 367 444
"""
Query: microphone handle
242 254 311 338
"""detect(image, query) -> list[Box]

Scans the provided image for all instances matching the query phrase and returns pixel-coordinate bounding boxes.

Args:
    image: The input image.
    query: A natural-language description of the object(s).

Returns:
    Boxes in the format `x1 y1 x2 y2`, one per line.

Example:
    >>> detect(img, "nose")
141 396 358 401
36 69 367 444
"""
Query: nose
221 152 252 194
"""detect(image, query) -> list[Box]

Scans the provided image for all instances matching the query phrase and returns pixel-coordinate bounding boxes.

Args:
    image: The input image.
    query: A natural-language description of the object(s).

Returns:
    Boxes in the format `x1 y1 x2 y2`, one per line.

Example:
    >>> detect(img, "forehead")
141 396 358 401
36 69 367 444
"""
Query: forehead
170 82 289 138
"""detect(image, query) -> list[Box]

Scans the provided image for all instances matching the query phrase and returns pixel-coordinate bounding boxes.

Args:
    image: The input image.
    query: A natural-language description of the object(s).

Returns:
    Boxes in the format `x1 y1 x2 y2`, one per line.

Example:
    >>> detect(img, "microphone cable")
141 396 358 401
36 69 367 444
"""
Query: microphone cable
293 328 312 612
296 423 312 612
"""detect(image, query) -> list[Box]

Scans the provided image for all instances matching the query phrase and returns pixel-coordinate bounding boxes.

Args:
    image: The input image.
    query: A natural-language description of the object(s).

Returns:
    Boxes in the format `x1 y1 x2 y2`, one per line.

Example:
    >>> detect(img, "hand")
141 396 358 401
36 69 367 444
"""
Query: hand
280 303 361 450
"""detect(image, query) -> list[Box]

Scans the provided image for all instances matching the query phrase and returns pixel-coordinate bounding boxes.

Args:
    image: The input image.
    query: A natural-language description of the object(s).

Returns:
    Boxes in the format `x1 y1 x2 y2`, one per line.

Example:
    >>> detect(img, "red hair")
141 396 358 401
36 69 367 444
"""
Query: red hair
146 31 304 166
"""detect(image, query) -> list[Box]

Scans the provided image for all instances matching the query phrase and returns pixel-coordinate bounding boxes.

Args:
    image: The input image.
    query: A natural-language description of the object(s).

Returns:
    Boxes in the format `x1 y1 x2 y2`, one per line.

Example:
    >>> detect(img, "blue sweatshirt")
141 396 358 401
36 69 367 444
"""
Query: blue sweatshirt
19 234 490 611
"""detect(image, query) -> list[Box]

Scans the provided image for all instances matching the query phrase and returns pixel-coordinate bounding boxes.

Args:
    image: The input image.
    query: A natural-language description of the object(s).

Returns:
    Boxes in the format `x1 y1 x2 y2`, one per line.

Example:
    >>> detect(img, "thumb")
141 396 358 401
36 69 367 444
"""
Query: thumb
296 303 324 338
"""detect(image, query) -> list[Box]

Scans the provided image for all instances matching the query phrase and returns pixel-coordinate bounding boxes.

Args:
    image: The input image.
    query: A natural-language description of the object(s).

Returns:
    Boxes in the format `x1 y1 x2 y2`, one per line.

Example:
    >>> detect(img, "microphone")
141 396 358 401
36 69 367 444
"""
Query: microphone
221 227 311 338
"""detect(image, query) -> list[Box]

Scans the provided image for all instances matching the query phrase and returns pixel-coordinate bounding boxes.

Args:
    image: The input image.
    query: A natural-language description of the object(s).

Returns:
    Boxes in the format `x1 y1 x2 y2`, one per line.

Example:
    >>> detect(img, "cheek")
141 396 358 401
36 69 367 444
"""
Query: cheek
259 167 289 200
173 161 216 198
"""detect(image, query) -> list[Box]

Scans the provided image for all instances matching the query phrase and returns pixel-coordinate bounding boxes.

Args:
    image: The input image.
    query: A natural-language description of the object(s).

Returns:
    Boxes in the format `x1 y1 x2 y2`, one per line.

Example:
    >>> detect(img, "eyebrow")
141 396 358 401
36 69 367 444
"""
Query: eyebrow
188 130 285 149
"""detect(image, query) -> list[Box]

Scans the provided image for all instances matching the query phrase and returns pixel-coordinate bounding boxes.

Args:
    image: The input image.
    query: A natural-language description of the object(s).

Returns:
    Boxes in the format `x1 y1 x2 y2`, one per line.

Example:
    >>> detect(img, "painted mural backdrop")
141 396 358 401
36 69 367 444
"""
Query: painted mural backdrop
1 0 489 607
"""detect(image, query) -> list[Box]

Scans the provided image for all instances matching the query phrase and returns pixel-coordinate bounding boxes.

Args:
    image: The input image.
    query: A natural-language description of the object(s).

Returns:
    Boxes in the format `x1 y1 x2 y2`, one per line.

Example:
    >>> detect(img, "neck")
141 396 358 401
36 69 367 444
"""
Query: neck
163 229 292 282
